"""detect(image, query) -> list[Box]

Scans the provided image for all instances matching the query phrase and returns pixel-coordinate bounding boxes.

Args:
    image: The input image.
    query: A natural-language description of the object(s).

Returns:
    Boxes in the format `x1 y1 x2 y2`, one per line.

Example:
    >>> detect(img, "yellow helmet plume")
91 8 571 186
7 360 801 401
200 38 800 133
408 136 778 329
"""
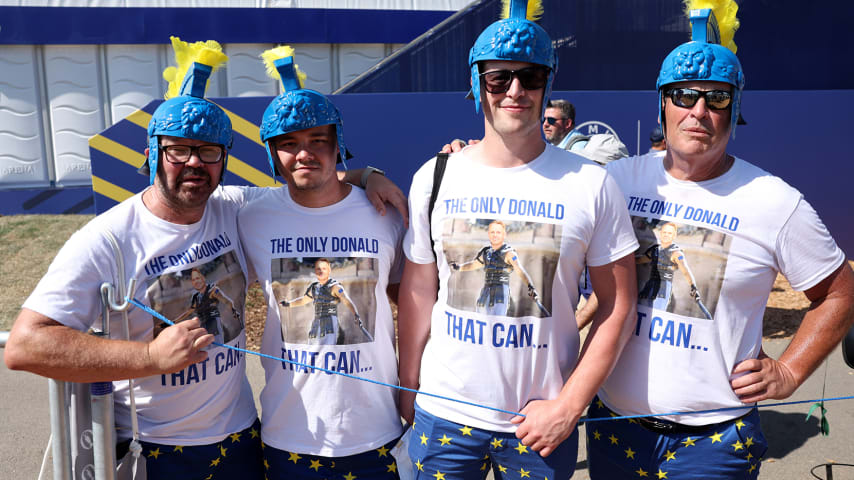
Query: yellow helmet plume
261 45 307 90
162 36 228 100
501 0 543 21
684 0 740 53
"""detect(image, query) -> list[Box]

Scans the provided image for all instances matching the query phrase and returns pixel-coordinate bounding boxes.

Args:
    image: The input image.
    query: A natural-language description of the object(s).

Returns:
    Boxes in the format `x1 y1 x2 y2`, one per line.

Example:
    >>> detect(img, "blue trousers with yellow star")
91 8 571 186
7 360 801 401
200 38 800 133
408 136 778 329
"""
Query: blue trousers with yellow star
408 404 578 480
585 398 767 479
117 418 263 480
263 437 401 480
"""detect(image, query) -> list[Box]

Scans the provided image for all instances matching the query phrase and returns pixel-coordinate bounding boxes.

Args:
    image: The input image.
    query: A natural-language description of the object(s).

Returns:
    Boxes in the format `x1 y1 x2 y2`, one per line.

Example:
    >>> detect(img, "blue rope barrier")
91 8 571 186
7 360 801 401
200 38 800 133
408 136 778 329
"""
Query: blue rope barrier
128 297 854 424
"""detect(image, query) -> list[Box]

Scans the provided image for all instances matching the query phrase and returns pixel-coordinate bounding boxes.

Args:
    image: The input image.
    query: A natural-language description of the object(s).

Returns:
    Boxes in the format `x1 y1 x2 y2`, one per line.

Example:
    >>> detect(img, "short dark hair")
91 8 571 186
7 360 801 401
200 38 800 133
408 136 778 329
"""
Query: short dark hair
546 99 575 122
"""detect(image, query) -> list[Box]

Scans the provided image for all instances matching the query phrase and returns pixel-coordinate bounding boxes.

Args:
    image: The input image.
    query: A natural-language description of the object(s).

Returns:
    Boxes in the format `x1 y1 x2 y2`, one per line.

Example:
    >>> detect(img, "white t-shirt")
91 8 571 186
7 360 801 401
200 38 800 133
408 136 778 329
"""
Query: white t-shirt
24 187 257 445
238 186 405 456
403 144 638 432
600 153 845 425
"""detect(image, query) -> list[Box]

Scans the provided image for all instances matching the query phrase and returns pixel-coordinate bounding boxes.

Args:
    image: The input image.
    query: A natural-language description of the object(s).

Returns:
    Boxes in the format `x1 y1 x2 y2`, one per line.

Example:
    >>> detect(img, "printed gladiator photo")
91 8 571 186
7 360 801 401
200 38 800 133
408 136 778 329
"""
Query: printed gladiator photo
271 257 378 345
632 217 732 320
145 251 247 344
442 218 560 318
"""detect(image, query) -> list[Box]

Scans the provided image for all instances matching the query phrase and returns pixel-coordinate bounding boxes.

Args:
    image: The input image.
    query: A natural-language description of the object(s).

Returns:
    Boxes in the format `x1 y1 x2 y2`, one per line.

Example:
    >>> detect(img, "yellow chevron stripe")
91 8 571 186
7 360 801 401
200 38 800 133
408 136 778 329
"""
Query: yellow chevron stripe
92 175 135 203
221 107 264 147
227 154 276 187
89 134 145 168
125 109 152 129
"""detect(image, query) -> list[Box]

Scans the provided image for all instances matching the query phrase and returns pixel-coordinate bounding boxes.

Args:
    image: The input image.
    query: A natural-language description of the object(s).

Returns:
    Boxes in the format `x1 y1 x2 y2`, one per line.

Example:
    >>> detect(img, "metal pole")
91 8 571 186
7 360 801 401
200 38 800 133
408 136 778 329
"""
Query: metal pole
48 379 72 480
90 284 117 480
0 330 9 347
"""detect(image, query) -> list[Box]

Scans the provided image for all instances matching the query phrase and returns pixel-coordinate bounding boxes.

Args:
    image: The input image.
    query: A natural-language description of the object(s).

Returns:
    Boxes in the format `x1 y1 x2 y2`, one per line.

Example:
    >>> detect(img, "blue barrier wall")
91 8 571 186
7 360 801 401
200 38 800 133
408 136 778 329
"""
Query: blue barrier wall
87 90 854 257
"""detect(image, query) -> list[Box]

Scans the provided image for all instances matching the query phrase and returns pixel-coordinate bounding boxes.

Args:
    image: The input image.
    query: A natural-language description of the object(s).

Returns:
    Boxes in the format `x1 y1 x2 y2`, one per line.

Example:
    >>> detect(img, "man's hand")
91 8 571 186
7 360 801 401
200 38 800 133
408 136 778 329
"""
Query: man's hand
279 299 290 307
449 262 460 271
510 399 577 457
440 138 481 154
147 317 213 374
730 351 799 403
399 389 417 424
365 172 409 227
690 284 700 301
527 282 538 299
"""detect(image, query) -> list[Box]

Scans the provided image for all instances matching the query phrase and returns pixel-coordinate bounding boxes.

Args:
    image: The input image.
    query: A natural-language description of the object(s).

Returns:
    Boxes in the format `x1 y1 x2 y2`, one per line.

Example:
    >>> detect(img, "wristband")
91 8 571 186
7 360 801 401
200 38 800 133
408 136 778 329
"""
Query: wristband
360 166 385 189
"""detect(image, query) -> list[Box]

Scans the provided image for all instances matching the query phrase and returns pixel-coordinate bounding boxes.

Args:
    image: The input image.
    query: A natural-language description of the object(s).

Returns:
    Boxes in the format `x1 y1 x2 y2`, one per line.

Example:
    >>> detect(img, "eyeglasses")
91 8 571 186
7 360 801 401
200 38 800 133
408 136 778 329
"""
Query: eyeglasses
160 144 225 164
543 116 564 126
479 66 550 94
665 88 733 110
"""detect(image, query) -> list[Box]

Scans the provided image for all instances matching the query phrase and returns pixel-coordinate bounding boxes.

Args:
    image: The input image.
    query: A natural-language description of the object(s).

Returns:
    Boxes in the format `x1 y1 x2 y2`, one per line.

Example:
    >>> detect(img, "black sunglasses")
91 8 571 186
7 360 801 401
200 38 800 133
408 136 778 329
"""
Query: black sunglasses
479 66 550 94
543 116 563 126
160 144 225 164
665 88 733 110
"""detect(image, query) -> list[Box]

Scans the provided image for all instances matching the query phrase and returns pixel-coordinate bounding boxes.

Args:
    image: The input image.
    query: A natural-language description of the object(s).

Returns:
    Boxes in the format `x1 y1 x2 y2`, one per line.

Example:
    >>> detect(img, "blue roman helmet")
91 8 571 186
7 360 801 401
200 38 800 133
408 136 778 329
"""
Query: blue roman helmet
259 46 350 178
143 37 233 185
656 0 745 138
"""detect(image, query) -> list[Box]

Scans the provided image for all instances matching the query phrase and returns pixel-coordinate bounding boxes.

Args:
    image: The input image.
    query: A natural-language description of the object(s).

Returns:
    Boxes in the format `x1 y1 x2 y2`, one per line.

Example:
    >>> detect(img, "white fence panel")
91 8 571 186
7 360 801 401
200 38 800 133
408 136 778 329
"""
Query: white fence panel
338 43 384 90
225 44 279 98
105 44 165 123
44 45 104 186
0 46 51 187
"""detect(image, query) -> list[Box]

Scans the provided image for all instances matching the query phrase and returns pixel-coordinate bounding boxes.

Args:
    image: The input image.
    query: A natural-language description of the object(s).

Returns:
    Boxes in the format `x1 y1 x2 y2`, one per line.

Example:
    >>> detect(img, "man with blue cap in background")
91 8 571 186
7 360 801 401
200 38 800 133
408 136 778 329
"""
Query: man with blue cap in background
398 0 639 478
237 46 406 479
5 37 264 478
586 1 854 478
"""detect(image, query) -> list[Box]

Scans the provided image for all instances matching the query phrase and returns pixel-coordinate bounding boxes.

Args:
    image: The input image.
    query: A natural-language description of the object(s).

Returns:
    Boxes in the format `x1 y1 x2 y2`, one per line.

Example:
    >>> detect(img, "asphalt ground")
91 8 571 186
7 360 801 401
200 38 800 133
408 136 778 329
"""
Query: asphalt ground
2 339 852 479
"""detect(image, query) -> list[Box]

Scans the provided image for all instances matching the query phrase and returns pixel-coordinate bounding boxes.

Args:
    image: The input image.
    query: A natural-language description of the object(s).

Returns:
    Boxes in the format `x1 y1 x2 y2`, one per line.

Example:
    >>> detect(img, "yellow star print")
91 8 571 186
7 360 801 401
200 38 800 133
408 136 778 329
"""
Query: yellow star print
480 463 488 471
596 399 604 408
309 459 323 472
709 432 723 443
439 435 452 446
735 419 746 430
745 436 754 447
609 434 619 445
205 475 213 480
147 448 161 459
681 437 696 447
663 450 676 462
377 445 390 457
432 471 445 480
264 459 270 470
344 472 357 480
220 445 228 457
420 433 429 445
636 468 648 477
497 465 508 474
519 467 531 478
387 462 397 473
490 438 504 448
748 464 757 473
250 428 260 438
230 432 242 443
746 453 753 461
514 442 529 454
656 468 668 479
625 447 636 459
173 445 184 453
415 460 424 472
210 457 221 467
593 430 602 440
288 452 302 464
731 441 744 451
459 425 473 436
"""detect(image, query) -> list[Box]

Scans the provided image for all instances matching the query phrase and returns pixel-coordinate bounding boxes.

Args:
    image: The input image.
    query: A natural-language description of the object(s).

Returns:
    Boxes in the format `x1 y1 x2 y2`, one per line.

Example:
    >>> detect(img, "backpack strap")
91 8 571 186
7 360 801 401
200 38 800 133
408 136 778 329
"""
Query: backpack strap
428 153 450 262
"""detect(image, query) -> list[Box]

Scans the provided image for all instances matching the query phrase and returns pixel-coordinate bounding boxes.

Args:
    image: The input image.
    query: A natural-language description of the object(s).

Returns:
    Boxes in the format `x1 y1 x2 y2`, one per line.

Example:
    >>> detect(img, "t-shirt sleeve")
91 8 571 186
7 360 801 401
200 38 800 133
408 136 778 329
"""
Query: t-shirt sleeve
586 172 639 267
22 225 116 332
402 158 438 265
776 198 846 291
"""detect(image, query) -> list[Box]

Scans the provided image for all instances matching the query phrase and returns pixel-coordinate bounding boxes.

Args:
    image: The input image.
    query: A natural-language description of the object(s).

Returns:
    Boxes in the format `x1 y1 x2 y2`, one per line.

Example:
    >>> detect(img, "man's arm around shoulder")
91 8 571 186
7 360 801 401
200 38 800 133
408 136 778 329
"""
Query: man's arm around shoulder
512 253 637 457
5 308 214 383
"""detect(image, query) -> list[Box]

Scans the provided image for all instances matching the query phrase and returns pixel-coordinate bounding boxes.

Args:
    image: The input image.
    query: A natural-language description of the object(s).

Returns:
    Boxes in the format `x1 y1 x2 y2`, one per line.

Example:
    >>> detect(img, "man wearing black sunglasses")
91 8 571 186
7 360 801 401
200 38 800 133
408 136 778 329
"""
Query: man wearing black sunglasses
586 5 854 479
542 99 586 151
398 1 639 478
